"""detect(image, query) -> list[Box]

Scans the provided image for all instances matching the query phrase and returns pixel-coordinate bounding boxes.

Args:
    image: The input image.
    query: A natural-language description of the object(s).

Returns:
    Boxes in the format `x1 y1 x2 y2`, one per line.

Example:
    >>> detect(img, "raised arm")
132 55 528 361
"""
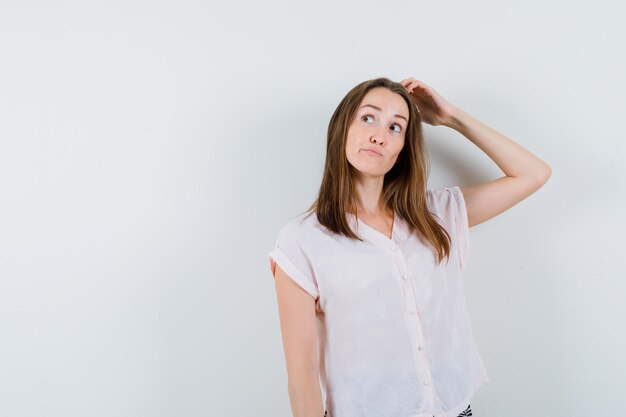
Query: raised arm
271 260 324 417
445 106 551 228
400 77 552 228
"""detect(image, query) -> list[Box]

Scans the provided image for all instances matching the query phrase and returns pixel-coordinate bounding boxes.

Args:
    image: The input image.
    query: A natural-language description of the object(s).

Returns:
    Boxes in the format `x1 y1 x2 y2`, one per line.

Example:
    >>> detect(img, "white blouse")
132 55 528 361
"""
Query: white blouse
268 186 489 417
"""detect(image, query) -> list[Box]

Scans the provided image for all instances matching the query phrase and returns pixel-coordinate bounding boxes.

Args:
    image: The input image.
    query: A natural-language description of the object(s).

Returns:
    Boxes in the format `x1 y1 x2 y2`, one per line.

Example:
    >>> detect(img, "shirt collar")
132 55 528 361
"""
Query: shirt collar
346 210 409 251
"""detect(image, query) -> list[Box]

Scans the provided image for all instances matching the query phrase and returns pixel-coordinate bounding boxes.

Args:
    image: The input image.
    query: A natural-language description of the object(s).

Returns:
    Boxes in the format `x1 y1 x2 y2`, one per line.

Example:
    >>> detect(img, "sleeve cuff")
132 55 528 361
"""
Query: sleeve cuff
268 248 320 299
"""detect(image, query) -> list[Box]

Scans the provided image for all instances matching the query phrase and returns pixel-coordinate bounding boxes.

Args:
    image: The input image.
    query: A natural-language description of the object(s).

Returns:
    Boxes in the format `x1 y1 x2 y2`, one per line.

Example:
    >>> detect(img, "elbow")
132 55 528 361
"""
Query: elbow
534 163 552 187
541 163 552 182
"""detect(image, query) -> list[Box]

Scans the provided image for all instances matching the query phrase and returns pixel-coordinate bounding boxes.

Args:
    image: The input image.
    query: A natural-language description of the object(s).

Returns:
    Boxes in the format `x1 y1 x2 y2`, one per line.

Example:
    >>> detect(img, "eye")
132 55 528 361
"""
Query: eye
361 114 403 133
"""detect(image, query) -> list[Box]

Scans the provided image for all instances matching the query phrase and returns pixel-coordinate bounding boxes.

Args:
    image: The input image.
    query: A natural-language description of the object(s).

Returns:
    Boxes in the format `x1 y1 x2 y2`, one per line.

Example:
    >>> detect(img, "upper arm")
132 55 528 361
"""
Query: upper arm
271 260 319 377
460 171 551 228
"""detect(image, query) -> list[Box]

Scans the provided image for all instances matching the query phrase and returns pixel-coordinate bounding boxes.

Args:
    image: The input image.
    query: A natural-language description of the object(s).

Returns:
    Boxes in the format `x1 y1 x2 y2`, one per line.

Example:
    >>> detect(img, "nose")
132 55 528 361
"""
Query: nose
370 126 390 145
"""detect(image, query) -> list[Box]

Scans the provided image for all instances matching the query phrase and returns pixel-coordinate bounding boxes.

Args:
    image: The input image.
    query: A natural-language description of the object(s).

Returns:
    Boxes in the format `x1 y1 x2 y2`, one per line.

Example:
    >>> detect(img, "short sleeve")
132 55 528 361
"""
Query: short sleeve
427 186 471 270
268 221 320 299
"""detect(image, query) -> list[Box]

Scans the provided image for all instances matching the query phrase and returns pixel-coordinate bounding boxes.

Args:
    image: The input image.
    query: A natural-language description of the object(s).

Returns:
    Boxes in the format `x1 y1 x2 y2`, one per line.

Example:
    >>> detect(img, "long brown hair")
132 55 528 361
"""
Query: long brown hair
302 77 452 266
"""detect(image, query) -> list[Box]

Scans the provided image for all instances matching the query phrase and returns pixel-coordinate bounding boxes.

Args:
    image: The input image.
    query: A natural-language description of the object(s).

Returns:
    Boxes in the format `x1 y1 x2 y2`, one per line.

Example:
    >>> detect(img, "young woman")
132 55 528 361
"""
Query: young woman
268 77 551 417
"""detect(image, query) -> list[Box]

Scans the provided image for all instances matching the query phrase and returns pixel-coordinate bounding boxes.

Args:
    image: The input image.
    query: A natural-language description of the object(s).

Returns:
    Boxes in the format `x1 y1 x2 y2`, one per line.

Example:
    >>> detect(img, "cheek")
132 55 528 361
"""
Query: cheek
345 130 360 151
392 141 405 159
397 138 405 152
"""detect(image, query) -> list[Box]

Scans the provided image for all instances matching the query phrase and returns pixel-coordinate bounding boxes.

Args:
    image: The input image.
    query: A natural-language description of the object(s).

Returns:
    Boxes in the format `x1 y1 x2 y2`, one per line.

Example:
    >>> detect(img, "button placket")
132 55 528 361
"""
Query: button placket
402 283 417 314
394 249 434 388
421 376 435 410
410 312 433 386
390 247 415 314
394 251 419 315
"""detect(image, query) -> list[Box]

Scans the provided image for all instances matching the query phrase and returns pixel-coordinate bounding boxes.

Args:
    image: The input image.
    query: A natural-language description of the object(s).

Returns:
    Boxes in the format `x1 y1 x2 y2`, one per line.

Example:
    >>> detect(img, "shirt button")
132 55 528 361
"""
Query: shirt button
401 274 407 281
418 345 423 351
391 245 397 251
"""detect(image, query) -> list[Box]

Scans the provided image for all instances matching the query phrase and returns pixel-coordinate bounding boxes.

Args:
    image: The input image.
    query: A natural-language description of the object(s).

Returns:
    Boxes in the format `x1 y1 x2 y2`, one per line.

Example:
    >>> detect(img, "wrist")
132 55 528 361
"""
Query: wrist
442 105 469 131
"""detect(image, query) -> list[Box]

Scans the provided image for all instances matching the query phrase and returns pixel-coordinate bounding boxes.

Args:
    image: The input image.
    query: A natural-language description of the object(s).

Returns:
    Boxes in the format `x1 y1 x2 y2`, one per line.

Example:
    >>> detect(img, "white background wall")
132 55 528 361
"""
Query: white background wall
1 1 624 416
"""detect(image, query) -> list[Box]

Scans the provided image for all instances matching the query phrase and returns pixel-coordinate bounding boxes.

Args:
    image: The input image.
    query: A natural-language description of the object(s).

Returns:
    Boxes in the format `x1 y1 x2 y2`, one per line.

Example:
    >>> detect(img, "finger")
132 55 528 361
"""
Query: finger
414 81 431 91
412 83 431 97
412 95 429 108
410 80 425 90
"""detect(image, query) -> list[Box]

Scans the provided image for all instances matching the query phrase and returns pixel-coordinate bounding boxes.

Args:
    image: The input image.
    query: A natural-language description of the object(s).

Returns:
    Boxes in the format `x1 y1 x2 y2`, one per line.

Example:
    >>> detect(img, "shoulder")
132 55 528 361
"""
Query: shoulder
426 186 468 233
427 186 471 269
275 210 321 244
426 186 463 212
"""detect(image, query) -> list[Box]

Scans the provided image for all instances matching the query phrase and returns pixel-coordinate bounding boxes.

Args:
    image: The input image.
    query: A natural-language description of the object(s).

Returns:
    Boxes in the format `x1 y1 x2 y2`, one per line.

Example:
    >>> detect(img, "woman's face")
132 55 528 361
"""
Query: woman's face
345 87 409 179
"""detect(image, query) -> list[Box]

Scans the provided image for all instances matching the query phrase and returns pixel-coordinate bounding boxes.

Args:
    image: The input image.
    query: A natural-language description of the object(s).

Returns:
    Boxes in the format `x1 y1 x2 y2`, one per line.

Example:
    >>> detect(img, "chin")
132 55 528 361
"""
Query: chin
354 168 390 178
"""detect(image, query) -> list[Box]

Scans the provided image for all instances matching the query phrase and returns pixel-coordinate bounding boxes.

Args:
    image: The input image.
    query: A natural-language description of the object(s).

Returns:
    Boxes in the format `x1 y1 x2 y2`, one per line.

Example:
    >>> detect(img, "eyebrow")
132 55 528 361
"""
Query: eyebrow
359 104 408 123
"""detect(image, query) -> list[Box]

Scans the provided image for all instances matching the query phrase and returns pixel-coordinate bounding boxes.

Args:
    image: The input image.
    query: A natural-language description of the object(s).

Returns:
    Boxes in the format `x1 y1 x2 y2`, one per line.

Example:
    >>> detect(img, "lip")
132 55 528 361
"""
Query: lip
362 148 382 156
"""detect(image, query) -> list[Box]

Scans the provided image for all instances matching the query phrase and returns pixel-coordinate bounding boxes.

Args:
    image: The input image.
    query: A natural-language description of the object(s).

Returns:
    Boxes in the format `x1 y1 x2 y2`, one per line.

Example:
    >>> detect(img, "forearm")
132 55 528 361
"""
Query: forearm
444 105 551 181
287 374 325 417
